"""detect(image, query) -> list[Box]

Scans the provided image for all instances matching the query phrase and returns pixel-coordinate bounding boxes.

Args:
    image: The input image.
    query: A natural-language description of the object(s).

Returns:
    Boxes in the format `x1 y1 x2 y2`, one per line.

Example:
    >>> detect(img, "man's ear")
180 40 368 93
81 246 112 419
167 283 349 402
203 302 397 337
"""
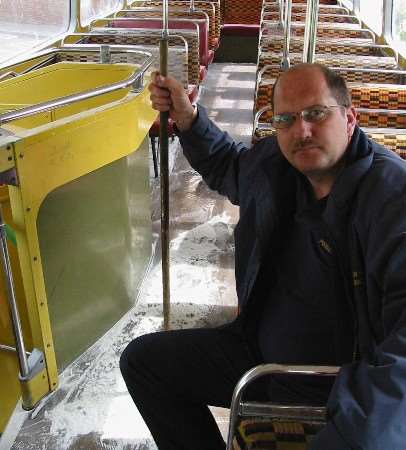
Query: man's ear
346 106 357 137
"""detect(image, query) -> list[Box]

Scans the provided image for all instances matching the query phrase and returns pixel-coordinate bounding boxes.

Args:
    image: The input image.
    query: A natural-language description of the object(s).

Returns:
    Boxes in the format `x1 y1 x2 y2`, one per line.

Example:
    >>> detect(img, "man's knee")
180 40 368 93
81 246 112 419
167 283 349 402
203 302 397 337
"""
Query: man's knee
120 332 163 382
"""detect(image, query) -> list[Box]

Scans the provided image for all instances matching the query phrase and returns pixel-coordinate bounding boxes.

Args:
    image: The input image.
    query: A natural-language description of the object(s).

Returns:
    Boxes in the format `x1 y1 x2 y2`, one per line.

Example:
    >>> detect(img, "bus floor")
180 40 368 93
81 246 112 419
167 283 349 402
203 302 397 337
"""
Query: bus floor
2 62 256 450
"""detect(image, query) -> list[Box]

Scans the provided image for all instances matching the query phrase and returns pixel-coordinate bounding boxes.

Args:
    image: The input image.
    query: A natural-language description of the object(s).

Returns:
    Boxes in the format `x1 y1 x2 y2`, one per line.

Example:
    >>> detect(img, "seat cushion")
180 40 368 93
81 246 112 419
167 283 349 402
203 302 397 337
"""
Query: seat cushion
233 418 323 450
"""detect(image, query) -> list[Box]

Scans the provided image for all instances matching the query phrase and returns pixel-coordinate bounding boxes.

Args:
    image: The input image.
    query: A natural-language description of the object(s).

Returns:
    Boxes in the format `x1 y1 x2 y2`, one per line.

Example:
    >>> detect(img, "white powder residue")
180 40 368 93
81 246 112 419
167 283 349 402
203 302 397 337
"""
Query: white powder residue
11 214 237 450
142 213 236 306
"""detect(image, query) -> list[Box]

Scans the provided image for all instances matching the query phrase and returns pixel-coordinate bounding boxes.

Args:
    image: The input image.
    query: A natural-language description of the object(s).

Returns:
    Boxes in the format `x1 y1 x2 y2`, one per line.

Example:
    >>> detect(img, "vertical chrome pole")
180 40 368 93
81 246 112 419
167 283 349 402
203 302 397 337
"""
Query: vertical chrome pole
160 0 170 330
279 0 285 29
302 0 319 63
281 0 292 70
0 205 29 377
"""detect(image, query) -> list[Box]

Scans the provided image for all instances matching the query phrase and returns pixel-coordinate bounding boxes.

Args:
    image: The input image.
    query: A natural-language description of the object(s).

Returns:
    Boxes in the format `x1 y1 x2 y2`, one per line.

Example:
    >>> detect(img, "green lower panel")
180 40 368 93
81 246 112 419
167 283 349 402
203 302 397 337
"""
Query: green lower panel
37 137 151 371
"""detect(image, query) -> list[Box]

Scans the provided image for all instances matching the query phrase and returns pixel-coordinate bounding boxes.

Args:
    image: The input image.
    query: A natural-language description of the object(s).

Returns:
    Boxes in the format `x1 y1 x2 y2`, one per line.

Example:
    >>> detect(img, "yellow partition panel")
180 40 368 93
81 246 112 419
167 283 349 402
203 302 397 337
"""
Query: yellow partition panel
0 61 157 431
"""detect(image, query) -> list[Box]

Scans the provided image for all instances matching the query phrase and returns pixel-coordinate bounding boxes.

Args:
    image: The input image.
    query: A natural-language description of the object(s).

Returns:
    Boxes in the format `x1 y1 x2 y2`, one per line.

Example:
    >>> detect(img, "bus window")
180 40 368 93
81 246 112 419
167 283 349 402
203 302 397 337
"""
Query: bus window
80 0 123 27
341 0 354 10
392 0 406 55
0 0 70 65
360 0 383 35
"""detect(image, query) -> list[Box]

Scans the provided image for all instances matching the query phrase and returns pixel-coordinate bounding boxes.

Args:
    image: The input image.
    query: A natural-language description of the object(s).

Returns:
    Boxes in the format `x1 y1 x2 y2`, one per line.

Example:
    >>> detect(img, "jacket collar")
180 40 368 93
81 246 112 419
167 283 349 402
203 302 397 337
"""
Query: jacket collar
257 128 374 248
328 126 374 210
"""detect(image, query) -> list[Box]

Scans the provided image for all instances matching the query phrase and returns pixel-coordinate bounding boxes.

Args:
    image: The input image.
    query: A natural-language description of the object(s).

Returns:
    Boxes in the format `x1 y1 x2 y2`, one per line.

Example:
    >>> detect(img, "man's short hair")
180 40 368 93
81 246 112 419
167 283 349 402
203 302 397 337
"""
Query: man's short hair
271 63 352 110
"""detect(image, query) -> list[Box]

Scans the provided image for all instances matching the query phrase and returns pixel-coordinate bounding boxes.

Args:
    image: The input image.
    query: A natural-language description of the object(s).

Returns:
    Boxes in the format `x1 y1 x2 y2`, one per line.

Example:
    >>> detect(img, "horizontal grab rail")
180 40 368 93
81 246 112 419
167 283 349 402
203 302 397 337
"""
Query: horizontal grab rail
0 47 154 126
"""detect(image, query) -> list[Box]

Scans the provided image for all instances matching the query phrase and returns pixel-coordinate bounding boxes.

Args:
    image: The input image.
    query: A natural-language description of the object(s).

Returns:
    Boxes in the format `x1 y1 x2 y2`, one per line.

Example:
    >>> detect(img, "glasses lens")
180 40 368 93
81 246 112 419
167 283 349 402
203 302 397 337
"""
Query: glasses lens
271 113 294 129
302 106 329 123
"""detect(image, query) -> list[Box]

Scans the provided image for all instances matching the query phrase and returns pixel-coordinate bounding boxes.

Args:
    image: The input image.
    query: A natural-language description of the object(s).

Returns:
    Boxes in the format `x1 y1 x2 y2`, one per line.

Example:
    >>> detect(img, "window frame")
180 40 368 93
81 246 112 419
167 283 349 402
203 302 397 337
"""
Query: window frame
0 0 77 69
358 0 384 36
79 0 126 28
385 0 406 58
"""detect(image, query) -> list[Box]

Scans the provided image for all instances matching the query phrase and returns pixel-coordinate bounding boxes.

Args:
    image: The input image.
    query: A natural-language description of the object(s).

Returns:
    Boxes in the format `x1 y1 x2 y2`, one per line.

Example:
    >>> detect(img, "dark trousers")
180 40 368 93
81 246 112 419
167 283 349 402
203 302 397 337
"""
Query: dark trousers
120 324 333 450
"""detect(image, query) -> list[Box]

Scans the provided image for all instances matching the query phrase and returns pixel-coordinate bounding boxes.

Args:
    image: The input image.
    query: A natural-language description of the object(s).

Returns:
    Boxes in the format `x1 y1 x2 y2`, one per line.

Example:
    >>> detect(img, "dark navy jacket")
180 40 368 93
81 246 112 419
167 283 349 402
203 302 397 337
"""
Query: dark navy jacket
179 105 406 450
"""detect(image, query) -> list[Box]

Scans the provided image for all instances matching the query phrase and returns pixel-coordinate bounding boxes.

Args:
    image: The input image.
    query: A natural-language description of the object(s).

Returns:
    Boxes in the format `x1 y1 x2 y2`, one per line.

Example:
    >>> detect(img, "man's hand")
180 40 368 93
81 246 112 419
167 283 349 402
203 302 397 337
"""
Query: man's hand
148 72 198 131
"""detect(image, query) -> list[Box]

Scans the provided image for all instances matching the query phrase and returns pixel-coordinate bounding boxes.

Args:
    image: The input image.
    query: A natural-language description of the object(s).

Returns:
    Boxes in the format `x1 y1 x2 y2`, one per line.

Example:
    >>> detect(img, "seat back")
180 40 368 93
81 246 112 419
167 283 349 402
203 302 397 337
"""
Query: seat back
227 364 339 450
94 18 201 86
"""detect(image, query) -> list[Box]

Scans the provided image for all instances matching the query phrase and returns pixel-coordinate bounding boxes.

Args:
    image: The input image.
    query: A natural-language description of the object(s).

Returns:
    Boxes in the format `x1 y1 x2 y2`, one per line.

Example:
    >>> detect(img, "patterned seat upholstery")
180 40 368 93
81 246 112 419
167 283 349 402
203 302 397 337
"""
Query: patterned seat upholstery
257 52 398 72
263 0 337 4
365 130 406 159
128 1 221 49
224 0 262 24
256 63 405 86
350 83 406 110
259 38 393 57
93 19 201 86
262 12 359 24
332 68 406 84
254 78 405 119
232 418 322 450
65 33 189 89
262 4 349 14
261 22 375 41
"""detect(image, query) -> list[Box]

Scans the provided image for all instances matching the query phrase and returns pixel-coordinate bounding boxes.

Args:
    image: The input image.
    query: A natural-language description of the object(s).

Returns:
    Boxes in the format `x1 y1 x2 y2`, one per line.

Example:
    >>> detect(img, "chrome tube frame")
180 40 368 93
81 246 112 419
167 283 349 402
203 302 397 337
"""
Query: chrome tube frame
160 0 171 331
0 344 31 357
279 0 285 28
226 364 339 450
0 71 19 82
302 0 319 63
0 47 154 126
0 205 29 377
281 0 292 70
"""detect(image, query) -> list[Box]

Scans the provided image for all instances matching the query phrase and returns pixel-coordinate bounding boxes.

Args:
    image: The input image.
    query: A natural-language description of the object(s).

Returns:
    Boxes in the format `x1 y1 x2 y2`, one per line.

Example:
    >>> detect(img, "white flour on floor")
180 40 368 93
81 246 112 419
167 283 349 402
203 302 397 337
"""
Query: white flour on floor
11 213 237 450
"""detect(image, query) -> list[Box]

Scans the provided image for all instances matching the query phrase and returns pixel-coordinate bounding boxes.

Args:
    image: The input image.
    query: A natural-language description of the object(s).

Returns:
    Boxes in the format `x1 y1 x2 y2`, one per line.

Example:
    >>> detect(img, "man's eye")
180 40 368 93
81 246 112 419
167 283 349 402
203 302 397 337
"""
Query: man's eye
305 108 327 121
274 114 292 124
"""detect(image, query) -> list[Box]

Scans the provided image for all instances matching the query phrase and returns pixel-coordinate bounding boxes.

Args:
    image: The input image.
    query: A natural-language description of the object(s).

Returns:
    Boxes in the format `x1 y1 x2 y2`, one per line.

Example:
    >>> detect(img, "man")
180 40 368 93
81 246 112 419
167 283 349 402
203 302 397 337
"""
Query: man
120 63 406 450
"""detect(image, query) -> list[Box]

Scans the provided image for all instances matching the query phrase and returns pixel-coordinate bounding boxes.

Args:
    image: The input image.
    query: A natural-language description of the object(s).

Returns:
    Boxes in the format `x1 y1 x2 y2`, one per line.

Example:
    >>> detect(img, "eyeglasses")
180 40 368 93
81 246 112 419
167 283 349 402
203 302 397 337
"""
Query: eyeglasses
270 105 345 129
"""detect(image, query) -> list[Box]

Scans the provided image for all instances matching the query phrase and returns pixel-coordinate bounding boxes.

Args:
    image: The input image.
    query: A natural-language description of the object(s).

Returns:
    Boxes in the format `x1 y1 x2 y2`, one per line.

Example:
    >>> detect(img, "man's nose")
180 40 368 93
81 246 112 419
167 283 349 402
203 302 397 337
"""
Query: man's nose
291 116 313 139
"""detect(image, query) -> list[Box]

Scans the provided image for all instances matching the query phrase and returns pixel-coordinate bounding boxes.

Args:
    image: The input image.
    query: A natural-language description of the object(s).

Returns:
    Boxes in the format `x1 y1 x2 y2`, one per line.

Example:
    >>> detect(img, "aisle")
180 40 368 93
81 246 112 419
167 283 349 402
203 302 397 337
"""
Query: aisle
3 63 257 450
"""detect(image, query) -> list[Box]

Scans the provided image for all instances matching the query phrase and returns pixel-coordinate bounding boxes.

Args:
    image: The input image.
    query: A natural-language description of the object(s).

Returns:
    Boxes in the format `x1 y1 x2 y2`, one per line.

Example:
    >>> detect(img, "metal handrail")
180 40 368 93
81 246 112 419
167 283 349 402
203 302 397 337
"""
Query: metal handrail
0 344 31 357
261 22 375 40
257 64 406 83
226 364 339 450
0 205 29 377
0 48 154 126
114 6 207 16
0 71 19 82
281 0 292 70
302 0 319 63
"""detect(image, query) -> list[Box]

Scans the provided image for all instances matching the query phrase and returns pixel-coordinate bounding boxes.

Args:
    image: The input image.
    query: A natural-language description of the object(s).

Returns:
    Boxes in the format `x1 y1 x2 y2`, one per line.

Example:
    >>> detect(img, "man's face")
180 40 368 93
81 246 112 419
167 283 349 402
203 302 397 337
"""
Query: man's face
273 67 357 180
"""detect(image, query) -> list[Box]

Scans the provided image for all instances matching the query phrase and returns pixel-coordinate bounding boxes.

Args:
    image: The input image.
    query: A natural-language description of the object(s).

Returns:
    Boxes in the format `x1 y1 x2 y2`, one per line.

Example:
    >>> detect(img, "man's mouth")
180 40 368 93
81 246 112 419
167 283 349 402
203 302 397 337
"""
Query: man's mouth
294 144 320 153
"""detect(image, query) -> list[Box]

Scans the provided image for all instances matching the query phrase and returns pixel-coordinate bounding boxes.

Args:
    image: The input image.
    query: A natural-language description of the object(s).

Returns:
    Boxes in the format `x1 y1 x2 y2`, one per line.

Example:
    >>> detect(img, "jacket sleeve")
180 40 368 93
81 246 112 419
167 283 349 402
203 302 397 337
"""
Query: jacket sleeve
178 104 250 205
311 193 406 450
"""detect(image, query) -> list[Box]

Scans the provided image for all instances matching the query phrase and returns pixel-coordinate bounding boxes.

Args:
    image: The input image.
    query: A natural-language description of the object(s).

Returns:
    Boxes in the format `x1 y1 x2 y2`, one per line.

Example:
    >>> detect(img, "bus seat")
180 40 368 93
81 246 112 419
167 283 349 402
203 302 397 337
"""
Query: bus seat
116 16 213 68
259 38 394 58
262 4 350 15
365 129 406 159
257 53 398 72
226 364 339 450
106 18 201 87
124 3 220 50
349 83 406 110
223 0 262 25
262 12 360 25
261 22 375 41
